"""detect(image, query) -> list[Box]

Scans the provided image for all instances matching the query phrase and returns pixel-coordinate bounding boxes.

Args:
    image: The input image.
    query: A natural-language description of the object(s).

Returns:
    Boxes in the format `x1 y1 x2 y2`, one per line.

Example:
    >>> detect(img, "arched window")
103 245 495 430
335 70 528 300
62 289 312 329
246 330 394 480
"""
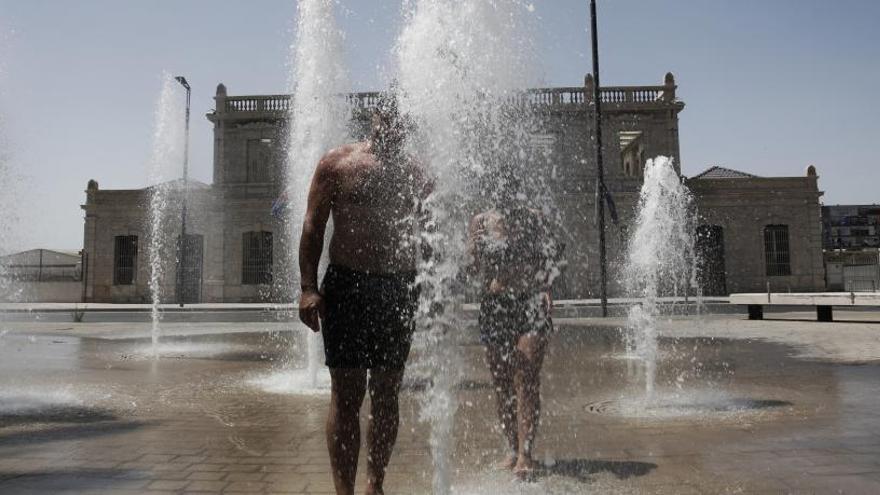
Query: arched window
242 231 273 285
764 225 791 276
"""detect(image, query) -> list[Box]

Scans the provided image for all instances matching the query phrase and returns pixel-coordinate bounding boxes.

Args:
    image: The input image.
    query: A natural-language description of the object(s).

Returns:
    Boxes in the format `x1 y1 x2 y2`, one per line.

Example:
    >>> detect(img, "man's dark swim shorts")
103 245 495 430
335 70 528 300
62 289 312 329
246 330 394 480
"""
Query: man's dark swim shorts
479 291 553 348
321 264 418 370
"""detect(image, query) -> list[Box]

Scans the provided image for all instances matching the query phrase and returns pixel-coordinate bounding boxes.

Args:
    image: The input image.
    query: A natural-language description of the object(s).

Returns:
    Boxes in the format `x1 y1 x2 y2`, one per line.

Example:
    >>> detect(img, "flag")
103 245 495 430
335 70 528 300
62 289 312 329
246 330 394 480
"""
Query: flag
595 181 619 225
271 191 288 219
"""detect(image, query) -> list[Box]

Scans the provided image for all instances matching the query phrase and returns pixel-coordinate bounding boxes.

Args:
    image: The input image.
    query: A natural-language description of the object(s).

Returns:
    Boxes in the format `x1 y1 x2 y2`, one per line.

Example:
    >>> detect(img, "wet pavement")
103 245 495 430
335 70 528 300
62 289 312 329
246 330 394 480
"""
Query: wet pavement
1 314 880 494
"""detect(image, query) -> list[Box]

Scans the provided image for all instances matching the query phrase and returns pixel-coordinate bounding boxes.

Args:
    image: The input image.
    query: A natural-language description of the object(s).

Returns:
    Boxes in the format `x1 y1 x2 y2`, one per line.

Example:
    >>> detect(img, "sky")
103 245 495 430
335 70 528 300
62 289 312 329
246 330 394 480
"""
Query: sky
0 0 878 252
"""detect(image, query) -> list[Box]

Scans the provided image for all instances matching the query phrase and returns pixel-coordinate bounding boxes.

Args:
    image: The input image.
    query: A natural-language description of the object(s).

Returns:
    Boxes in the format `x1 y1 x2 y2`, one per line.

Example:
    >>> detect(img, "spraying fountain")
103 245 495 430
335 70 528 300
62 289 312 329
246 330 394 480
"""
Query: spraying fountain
146 73 186 357
623 156 696 399
251 0 349 395
395 1 547 492
0 73 23 310
0 126 12 303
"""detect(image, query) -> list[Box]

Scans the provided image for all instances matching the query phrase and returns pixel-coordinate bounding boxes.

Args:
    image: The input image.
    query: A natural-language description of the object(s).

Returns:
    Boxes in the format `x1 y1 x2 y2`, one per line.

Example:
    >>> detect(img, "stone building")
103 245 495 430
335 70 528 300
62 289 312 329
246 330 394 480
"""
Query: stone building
81 73 826 302
687 166 825 294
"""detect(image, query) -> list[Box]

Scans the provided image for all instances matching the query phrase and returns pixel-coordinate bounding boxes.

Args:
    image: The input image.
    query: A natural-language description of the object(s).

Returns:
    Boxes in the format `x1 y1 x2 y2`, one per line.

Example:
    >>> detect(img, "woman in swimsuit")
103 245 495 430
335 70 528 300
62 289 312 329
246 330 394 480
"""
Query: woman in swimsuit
466 186 560 480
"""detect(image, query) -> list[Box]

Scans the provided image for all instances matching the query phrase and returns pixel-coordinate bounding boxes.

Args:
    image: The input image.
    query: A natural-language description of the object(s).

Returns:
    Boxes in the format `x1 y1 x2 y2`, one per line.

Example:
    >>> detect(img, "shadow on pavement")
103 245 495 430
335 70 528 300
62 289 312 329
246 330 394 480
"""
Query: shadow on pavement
0 468 150 493
0 420 155 447
546 458 657 482
0 405 117 427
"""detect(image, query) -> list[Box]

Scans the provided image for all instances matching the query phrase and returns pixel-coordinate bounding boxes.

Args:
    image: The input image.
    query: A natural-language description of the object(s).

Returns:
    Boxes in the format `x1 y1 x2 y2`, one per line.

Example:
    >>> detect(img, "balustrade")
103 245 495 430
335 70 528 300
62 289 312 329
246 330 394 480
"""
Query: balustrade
218 84 674 115
595 86 667 104
224 95 291 113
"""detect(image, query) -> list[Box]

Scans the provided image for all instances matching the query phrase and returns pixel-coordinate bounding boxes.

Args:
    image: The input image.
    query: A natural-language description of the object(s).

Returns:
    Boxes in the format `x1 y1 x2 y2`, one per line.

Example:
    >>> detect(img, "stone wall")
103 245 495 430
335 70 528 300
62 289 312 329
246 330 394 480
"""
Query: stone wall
82 181 226 303
688 172 825 293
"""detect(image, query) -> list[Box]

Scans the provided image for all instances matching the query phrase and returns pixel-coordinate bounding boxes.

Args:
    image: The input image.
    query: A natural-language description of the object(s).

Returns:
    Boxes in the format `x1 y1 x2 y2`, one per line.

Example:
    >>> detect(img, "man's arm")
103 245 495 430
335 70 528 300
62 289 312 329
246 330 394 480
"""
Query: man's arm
298 153 335 331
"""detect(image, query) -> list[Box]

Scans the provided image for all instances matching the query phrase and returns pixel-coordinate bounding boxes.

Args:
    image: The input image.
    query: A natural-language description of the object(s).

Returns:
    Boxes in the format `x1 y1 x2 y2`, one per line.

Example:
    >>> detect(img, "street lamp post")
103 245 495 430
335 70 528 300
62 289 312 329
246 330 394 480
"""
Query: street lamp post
174 76 191 308
589 0 609 317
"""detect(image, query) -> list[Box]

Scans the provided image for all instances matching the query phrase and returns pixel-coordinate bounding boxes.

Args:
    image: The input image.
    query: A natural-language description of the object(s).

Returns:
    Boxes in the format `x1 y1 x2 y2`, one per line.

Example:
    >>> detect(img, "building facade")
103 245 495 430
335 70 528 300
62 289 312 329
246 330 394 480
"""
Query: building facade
687 166 825 294
81 73 826 302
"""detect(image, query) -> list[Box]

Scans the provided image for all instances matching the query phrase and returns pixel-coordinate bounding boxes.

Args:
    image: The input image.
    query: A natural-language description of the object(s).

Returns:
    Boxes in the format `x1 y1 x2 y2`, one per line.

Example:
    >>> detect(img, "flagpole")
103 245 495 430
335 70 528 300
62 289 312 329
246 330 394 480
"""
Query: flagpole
590 0 609 317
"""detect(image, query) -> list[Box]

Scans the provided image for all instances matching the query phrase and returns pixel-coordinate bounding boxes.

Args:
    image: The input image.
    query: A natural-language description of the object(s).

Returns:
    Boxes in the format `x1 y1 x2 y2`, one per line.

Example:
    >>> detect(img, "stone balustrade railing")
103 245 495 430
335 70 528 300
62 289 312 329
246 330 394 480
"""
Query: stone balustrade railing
223 95 291 113
596 86 671 104
216 82 677 115
347 92 382 108
521 87 587 105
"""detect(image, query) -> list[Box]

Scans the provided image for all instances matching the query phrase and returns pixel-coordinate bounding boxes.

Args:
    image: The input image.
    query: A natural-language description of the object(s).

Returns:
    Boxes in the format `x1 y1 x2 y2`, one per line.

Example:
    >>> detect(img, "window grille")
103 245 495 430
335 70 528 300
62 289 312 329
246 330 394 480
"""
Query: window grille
242 231 273 285
246 139 273 183
113 235 138 285
764 225 791 277
177 234 204 303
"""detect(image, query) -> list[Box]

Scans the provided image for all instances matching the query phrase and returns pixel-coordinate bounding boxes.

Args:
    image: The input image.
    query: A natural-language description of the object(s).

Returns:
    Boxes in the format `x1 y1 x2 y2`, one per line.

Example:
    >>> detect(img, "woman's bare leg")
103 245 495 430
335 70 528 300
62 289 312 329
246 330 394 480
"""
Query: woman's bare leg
486 345 518 468
513 332 548 478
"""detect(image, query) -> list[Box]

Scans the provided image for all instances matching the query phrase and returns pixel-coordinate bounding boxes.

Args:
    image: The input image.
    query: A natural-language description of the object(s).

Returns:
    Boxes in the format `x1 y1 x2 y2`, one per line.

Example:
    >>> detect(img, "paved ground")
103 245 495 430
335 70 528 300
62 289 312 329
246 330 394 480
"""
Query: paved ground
1 313 880 494
0 297 735 322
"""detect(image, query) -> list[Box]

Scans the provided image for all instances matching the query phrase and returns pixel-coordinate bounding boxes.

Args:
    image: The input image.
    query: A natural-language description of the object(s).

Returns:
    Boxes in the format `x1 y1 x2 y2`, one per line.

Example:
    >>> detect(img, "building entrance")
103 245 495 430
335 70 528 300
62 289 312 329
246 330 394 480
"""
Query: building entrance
177 234 203 304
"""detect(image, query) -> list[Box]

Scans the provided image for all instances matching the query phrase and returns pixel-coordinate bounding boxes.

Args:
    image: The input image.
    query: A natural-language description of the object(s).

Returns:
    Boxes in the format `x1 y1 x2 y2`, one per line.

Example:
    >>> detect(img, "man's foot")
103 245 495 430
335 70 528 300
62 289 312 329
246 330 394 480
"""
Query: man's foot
365 482 384 495
495 453 517 471
513 457 541 482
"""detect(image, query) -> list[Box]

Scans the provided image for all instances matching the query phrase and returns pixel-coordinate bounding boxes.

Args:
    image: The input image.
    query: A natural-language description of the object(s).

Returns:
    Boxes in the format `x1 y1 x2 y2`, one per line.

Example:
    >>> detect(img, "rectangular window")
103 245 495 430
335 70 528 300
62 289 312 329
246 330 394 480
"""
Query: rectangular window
764 225 791 277
113 235 138 285
242 231 273 285
246 138 273 183
177 234 204 303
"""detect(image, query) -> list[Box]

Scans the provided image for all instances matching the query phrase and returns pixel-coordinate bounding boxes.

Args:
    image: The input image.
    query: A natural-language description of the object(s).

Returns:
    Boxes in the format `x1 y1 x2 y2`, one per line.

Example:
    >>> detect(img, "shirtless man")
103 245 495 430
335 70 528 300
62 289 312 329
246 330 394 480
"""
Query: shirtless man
298 95 428 495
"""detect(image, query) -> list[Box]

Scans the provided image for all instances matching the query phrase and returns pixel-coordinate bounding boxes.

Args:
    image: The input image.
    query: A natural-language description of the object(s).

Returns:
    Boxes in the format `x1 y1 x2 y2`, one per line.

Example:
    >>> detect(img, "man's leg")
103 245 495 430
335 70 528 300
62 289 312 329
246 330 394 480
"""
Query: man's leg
486 345 518 468
365 369 405 495
328 368 368 495
513 332 548 477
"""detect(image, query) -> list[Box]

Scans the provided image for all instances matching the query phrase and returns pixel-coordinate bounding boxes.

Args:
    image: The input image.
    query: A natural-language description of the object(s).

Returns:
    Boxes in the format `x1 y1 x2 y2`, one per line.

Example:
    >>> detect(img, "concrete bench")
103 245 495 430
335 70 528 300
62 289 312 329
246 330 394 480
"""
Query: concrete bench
729 292 880 322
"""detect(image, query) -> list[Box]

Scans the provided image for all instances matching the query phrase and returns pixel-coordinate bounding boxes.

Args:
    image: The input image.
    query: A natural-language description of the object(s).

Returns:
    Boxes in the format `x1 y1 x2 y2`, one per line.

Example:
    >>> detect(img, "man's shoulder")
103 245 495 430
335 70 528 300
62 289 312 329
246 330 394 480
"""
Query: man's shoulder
319 142 370 172
322 142 365 160
321 142 369 164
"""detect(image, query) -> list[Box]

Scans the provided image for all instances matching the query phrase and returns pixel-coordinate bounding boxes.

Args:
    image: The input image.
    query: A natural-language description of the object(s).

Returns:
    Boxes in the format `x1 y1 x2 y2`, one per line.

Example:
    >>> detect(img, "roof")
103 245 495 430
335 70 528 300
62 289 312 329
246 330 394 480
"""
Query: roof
692 166 760 180
146 178 211 191
0 249 81 262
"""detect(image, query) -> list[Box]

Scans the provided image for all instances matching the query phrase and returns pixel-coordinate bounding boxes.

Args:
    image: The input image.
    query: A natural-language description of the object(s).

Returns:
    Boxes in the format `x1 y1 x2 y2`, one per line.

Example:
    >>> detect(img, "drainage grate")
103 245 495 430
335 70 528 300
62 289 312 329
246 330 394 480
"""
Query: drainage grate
584 397 792 418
